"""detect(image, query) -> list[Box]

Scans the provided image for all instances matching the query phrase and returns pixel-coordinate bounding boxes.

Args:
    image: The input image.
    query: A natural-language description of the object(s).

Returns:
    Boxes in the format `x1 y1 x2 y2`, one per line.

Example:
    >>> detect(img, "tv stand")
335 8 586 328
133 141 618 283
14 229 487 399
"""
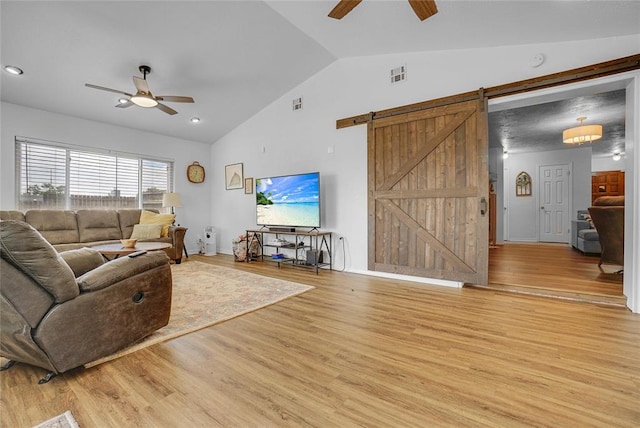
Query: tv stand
246 229 332 274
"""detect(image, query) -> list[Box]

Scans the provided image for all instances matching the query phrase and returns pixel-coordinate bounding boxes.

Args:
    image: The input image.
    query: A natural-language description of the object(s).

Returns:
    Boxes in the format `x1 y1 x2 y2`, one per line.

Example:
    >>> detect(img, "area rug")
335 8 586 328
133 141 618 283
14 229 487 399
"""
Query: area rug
85 261 314 368
32 410 79 428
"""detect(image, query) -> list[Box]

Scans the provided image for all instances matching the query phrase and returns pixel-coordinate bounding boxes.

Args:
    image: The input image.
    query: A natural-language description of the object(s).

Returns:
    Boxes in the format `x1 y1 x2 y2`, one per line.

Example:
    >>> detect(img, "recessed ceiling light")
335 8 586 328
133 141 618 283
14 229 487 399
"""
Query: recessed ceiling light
190 117 201 124
3 65 23 75
613 152 622 161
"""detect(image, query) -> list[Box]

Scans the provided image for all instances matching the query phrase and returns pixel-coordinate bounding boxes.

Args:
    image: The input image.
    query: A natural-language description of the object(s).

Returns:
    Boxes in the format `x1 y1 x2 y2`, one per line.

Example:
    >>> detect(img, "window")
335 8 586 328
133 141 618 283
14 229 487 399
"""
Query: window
15 138 174 211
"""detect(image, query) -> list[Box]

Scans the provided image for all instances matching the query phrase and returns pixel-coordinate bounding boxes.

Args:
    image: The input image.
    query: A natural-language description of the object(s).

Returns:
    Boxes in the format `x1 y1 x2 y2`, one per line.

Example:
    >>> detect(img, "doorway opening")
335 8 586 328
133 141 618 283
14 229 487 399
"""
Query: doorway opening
486 78 631 306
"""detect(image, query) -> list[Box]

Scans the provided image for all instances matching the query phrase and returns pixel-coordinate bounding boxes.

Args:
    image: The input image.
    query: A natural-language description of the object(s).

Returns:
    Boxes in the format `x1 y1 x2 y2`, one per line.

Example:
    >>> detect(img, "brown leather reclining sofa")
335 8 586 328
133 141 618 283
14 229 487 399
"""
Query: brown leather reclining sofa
0 209 186 263
1 220 173 382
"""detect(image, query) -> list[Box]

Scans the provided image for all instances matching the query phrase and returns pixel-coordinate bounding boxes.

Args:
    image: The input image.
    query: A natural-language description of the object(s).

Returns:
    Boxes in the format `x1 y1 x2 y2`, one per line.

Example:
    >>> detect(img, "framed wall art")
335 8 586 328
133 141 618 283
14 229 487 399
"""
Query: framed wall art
225 163 244 190
515 171 532 196
244 177 254 194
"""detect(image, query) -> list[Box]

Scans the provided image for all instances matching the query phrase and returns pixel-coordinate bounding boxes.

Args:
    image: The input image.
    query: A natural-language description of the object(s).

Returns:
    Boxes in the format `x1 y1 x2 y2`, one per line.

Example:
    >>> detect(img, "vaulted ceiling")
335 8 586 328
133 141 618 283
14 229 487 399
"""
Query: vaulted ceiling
1 1 638 150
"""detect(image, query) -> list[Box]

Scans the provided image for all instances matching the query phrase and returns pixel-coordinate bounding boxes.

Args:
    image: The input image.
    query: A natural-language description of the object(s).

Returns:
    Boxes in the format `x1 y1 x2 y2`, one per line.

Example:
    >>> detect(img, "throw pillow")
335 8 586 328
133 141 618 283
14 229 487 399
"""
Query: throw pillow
584 214 595 229
130 223 163 240
139 210 175 237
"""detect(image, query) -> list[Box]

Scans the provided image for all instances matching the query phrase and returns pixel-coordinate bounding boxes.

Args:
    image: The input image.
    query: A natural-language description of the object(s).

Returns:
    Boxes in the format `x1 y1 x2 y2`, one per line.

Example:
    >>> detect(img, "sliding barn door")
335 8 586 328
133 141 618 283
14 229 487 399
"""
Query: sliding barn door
368 98 489 284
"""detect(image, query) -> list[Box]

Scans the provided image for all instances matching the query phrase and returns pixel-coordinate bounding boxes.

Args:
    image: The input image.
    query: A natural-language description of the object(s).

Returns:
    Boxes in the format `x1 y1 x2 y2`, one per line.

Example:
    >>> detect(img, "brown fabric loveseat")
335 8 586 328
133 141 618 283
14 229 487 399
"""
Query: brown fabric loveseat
0 209 186 263
1 220 173 382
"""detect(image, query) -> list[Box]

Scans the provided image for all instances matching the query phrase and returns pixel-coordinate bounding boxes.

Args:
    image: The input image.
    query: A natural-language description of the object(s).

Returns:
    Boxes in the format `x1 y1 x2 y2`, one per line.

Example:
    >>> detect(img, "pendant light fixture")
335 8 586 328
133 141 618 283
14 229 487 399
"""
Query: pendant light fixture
562 116 603 145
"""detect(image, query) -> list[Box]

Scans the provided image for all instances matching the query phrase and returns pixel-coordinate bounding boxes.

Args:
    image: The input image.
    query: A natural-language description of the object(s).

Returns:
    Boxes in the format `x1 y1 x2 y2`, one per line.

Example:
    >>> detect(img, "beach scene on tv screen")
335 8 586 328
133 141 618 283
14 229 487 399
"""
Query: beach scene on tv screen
256 173 319 227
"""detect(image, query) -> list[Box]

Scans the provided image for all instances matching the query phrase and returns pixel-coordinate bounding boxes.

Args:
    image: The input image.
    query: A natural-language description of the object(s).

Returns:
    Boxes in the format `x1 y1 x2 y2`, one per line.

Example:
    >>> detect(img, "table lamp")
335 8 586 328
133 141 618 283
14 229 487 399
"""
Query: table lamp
162 192 182 215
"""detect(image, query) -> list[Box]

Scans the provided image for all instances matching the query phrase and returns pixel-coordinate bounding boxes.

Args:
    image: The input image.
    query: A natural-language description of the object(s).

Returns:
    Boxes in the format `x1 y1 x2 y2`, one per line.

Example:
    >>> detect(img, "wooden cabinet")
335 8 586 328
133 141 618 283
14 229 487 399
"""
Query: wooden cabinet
592 170 624 204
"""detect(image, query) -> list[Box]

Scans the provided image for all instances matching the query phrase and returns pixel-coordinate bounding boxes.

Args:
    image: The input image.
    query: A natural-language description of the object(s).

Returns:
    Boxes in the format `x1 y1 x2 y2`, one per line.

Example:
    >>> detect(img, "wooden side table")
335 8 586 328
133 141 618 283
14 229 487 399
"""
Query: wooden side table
91 242 171 261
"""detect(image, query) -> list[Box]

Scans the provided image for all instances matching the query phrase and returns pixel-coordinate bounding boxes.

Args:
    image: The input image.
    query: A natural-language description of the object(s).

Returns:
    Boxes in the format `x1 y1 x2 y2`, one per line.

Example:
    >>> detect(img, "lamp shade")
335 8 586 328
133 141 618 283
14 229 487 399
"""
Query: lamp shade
562 117 602 144
162 192 182 208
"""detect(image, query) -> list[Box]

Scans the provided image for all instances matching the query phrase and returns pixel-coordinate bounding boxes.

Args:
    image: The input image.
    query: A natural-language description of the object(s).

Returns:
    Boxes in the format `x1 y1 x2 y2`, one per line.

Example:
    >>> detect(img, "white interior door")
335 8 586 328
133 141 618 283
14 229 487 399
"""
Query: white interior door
539 164 571 243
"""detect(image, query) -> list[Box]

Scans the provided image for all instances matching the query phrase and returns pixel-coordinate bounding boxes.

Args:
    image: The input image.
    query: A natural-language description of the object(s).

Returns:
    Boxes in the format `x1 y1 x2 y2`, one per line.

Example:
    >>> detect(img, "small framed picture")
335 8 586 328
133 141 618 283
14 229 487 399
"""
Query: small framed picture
225 163 243 190
244 177 254 194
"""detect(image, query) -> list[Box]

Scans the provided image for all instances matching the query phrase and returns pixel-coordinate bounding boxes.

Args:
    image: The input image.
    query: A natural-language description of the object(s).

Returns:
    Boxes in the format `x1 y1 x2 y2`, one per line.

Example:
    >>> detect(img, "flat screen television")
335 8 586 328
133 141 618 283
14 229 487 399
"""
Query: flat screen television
256 172 320 228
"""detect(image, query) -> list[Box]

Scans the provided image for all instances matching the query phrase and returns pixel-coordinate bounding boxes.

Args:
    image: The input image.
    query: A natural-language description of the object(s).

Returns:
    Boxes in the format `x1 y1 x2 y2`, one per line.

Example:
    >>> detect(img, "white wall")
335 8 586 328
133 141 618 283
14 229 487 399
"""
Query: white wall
0 102 211 255
592 155 626 172
488 147 505 243
503 146 591 242
211 35 640 280
623 73 639 313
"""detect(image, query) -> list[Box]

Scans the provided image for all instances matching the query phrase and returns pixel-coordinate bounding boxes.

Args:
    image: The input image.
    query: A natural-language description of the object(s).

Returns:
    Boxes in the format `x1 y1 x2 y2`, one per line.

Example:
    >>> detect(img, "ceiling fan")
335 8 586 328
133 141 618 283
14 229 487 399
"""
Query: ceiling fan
85 65 194 115
329 0 437 21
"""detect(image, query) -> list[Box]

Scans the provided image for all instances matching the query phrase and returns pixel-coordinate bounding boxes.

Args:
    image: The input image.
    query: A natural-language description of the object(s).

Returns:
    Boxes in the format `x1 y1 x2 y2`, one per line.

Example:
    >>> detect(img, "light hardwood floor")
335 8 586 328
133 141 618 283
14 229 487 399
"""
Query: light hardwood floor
485 242 626 307
2 254 638 427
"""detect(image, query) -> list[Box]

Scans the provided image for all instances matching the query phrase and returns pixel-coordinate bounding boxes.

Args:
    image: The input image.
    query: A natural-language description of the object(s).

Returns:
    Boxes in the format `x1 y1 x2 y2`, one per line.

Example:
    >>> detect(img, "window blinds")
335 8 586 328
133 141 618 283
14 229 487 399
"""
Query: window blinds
15 138 174 211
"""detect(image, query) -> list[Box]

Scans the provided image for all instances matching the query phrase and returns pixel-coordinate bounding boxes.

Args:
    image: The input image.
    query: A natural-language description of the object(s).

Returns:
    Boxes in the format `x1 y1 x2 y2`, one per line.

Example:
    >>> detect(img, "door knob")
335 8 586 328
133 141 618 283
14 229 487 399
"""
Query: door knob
540 206 545 209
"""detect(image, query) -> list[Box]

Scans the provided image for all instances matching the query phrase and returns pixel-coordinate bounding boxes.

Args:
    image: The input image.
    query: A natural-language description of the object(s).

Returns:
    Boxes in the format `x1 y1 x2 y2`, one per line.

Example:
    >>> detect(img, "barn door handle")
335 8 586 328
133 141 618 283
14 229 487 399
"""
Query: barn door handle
480 197 487 216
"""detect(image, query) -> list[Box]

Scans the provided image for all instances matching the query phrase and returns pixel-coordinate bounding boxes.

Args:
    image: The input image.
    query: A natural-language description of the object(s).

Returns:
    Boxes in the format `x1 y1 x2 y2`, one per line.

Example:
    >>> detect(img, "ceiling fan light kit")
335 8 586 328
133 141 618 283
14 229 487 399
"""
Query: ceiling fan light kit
85 64 194 115
562 116 603 145
131 93 158 108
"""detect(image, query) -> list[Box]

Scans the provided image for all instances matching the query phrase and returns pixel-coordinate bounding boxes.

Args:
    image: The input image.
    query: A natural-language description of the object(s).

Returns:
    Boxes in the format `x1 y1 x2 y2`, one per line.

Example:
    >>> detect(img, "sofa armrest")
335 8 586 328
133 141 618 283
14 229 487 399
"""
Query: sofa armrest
59 248 105 277
168 225 187 257
77 251 170 292
574 220 591 232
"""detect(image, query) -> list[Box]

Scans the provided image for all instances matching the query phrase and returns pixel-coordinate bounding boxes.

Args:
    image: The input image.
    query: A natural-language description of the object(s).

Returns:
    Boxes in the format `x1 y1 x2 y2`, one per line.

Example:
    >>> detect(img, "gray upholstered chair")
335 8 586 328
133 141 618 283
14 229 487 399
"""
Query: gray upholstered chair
588 196 625 272
1 220 172 383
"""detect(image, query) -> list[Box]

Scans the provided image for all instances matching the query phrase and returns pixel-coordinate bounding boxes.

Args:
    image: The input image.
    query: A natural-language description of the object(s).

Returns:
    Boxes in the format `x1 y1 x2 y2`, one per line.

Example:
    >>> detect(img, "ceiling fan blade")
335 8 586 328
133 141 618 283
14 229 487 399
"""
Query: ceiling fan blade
155 102 178 115
133 76 151 94
408 0 438 21
328 0 362 19
156 95 194 103
115 100 133 109
85 83 131 96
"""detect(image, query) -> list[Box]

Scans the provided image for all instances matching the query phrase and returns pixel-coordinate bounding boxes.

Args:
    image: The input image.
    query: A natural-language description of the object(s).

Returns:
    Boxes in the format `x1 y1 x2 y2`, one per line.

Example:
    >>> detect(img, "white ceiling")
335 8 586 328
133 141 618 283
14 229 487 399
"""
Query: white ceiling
2 1 639 145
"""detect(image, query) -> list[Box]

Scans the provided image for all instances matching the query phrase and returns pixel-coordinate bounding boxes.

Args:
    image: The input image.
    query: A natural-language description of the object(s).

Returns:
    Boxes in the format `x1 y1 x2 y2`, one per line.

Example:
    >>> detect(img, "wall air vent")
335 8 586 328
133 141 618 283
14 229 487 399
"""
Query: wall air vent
292 97 303 111
390 65 406 84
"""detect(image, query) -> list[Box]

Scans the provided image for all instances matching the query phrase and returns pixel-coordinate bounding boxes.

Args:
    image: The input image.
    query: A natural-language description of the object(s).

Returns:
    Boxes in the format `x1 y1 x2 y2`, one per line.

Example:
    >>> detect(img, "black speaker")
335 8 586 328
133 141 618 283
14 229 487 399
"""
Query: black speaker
306 250 323 265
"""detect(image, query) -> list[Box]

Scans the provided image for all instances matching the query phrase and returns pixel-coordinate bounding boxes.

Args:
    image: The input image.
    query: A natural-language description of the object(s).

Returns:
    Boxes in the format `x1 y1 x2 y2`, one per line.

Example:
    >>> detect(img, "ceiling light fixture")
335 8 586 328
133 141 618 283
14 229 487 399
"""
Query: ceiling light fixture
130 92 158 108
502 150 509 160
3 65 23 75
190 117 201 124
562 116 603 145
613 152 622 161
118 98 129 104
